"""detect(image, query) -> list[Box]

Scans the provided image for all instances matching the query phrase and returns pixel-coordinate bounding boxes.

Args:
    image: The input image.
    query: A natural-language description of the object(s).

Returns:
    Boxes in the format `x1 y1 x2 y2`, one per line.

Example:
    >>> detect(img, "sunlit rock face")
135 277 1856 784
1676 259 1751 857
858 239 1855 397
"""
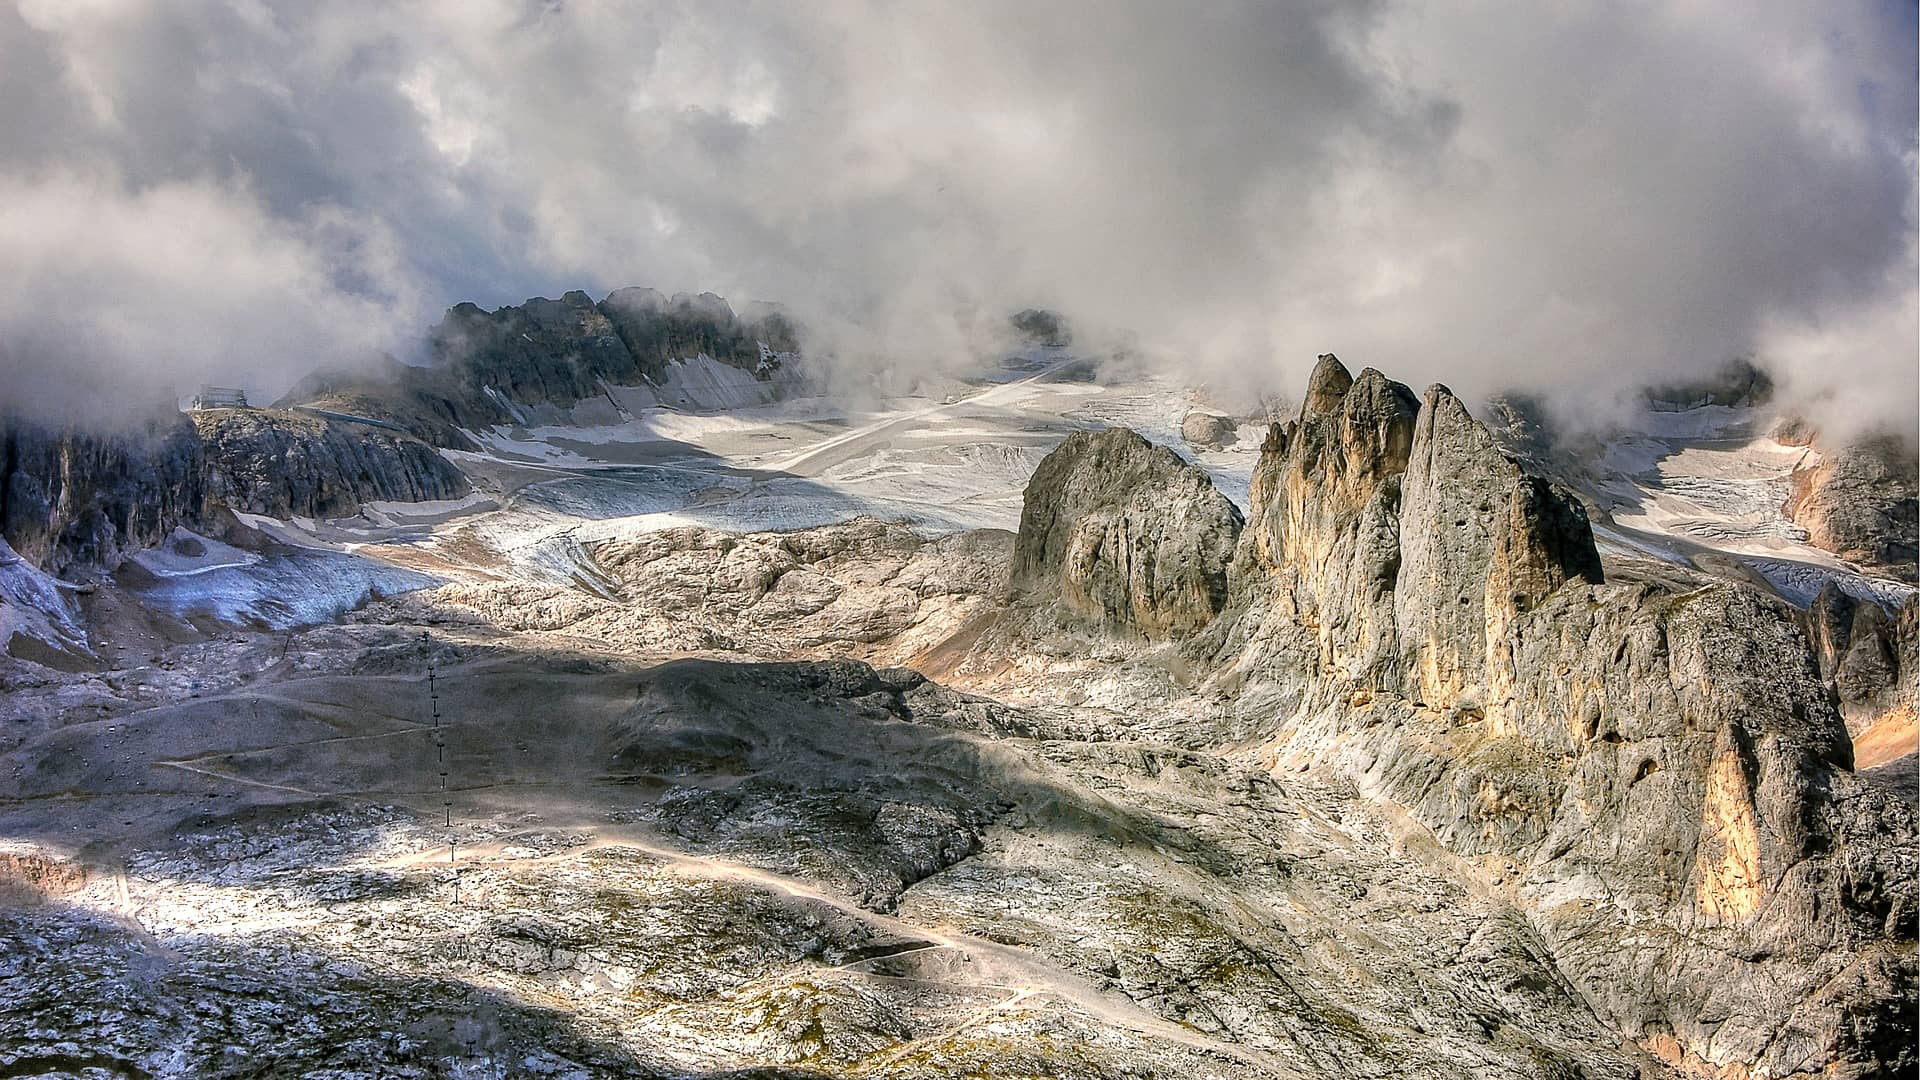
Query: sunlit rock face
1232 357 1423 694
1783 433 1919 580
1016 356 1917 1077
1011 427 1243 642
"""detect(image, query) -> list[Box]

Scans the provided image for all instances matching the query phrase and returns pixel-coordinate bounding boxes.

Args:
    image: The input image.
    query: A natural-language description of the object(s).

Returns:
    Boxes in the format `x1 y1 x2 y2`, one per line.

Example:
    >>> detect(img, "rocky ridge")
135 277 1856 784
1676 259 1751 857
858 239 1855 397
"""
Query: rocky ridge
3 284 790 578
0 408 468 579
280 288 800 449
192 407 469 520
1015 354 1916 1077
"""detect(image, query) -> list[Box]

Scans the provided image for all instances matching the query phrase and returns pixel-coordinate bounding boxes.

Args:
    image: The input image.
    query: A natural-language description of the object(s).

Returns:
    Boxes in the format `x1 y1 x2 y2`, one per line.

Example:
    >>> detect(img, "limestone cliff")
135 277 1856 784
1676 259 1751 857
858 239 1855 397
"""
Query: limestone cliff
1782 434 1918 580
0 411 207 578
1012 428 1242 642
1 406 469 577
1017 355 1916 1077
193 409 469 520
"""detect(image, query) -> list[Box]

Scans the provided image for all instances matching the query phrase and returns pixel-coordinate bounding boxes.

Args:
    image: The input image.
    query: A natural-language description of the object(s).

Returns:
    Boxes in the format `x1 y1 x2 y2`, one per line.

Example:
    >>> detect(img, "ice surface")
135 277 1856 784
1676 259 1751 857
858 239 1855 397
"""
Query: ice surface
126 548 439 630
1744 557 1916 610
128 528 261 578
413 359 1273 586
357 490 498 528
0 537 88 654
1580 402 1907 609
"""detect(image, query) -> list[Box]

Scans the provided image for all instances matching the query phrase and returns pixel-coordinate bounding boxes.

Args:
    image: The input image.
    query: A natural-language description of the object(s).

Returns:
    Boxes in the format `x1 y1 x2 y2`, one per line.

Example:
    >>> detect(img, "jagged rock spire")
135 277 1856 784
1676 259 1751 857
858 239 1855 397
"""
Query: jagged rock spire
1301 353 1355 418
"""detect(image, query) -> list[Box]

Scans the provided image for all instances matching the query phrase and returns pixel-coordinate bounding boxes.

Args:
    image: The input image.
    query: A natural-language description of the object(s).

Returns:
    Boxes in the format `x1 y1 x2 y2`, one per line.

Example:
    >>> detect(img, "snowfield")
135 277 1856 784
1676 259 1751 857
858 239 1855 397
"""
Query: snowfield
63 359 1906 637
1580 404 1912 609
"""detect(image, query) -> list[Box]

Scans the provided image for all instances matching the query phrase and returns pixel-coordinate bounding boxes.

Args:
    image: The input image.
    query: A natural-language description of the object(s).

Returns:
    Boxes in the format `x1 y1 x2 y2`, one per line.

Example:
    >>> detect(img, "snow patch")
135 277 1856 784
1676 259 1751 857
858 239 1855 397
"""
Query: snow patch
126 548 439 629
0 538 88 656
128 528 261 578
356 490 498 528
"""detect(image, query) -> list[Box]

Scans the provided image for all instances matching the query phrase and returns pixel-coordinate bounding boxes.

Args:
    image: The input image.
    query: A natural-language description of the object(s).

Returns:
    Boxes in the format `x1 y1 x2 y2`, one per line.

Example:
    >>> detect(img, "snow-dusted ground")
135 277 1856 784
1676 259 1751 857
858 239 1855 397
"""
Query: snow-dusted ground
1581 404 1914 609
414 361 1267 592
81 358 1913 634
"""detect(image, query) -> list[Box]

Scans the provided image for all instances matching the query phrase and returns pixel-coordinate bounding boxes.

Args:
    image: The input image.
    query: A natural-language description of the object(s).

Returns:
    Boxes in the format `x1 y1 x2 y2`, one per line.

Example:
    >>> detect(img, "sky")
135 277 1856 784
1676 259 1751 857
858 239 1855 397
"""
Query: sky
0 0 1914 436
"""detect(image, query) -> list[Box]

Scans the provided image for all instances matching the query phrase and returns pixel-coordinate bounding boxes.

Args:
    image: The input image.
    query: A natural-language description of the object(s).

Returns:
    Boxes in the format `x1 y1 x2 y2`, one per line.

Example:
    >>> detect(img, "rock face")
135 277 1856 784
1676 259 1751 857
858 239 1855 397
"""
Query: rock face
0 411 207 578
1804 582 1913 731
1013 429 1242 641
193 409 469 520
1783 434 1919 579
1016 355 1916 1076
1008 307 1072 347
1179 410 1236 450
431 290 643 412
279 287 800 449
1 406 469 576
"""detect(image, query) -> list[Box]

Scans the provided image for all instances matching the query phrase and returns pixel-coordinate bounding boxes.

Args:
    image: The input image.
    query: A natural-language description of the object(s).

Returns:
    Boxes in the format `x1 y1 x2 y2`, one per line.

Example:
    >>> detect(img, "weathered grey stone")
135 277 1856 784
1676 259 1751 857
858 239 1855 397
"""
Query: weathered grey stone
1013 428 1242 641
1179 410 1236 450
1205 363 1912 1076
1784 434 1919 579
1030 356 1915 1079
193 408 469 520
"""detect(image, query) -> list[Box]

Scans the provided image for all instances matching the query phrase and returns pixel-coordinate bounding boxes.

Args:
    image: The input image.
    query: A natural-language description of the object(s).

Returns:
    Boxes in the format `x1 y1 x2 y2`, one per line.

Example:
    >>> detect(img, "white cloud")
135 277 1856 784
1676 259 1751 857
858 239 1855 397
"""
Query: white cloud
0 0 1912 433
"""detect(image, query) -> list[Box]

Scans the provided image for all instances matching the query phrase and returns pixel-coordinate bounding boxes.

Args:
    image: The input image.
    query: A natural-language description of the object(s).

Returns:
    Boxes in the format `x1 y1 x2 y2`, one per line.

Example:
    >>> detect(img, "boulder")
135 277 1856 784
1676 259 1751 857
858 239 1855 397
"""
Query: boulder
1179 411 1237 450
1013 428 1243 641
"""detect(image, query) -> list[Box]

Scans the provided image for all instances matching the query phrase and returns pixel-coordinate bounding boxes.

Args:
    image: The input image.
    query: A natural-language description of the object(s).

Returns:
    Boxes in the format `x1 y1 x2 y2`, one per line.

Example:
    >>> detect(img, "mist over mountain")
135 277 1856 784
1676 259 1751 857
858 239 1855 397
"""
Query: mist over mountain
1 1 1914 435
2 11 1917 1076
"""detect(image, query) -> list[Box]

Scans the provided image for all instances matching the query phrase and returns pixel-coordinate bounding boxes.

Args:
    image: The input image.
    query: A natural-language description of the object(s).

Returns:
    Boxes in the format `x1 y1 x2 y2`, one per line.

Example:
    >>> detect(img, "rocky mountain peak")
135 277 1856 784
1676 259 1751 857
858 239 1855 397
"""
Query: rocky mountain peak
1301 352 1355 417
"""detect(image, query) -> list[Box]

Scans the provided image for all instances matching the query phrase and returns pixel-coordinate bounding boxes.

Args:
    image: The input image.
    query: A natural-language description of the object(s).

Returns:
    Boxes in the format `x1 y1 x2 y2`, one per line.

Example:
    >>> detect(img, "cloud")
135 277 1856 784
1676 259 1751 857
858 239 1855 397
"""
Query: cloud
0 169 417 423
0 0 1913 433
